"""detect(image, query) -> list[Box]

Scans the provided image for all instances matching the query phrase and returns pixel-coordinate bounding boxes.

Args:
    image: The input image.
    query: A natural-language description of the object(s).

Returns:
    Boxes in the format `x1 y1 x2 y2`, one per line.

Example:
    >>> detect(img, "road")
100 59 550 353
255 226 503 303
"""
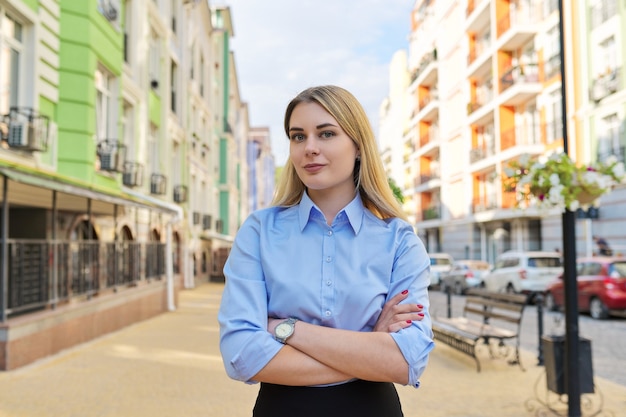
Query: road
428 289 626 387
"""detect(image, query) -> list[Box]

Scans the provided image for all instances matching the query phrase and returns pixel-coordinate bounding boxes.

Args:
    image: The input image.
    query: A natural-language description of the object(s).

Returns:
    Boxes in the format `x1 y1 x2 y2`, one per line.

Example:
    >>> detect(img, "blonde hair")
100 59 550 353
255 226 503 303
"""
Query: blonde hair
272 85 407 221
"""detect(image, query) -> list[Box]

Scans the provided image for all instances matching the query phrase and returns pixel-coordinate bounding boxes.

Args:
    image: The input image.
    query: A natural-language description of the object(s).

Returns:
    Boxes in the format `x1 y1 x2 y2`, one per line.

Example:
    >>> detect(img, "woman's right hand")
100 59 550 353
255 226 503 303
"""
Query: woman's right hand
373 290 425 333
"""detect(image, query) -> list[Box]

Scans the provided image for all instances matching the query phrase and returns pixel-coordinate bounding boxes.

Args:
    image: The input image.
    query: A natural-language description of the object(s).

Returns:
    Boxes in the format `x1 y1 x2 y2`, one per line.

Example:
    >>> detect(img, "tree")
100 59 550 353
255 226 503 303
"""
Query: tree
388 177 405 204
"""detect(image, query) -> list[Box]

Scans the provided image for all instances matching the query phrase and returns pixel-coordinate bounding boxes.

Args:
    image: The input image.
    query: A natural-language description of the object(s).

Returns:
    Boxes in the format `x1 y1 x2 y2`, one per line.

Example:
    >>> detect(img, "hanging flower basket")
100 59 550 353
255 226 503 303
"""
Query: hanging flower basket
505 153 626 212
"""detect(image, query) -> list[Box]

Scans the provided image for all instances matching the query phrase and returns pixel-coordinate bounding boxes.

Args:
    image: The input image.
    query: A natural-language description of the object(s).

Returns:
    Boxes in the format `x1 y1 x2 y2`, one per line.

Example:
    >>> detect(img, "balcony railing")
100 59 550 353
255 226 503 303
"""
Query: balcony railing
1 107 49 152
97 140 126 172
472 194 499 213
410 49 437 83
500 63 540 92
173 185 188 203
150 173 167 195
422 204 441 221
589 67 621 102
4 239 165 318
123 162 144 187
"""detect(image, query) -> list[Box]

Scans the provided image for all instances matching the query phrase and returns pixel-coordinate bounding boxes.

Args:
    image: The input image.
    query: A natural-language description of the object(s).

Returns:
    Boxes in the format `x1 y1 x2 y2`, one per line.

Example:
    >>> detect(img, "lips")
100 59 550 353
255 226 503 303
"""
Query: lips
303 163 325 173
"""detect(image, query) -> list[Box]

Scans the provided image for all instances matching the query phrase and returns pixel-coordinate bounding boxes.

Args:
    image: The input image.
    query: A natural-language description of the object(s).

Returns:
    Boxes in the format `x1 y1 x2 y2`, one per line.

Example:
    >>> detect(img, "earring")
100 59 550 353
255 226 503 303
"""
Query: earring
356 155 361 162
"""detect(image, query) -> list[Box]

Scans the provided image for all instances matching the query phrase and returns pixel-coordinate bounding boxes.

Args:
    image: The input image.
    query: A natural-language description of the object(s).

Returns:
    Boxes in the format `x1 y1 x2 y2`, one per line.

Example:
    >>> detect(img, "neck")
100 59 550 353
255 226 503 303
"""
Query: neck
307 187 357 225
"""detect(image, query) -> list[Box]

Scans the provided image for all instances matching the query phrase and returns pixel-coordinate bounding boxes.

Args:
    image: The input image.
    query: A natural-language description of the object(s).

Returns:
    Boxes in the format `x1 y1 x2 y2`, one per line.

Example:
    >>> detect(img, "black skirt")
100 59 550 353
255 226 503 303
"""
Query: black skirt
252 379 404 417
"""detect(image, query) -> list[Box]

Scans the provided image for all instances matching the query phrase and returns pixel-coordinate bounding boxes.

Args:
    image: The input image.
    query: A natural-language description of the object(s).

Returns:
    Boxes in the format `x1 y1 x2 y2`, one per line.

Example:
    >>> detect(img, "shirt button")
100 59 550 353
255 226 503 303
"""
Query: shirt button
326 256 332 262
326 280 332 286
327 230 333 236
325 310 332 316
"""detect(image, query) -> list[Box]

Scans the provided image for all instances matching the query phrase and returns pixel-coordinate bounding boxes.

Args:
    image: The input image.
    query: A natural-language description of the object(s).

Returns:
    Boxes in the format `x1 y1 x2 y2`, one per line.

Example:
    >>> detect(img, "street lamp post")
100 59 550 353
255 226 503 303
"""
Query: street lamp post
558 1 581 415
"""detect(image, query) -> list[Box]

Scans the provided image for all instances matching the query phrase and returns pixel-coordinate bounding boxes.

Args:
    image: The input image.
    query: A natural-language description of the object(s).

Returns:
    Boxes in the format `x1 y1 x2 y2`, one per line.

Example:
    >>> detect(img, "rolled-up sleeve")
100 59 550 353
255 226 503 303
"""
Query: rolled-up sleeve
388 226 435 388
218 213 282 383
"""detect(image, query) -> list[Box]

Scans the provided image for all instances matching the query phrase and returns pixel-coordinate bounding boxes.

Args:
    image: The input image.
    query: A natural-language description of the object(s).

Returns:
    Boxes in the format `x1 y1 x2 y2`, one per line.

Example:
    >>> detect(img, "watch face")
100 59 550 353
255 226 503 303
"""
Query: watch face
275 323 292 338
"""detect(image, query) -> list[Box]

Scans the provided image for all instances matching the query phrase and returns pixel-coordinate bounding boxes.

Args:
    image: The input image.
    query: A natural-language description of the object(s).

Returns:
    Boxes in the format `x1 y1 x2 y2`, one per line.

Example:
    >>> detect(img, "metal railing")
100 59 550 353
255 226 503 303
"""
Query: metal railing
3 239 166 317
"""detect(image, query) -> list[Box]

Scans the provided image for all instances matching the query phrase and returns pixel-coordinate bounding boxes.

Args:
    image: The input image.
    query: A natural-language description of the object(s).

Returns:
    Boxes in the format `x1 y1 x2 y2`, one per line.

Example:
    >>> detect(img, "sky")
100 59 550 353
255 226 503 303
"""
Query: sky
216 0 414 165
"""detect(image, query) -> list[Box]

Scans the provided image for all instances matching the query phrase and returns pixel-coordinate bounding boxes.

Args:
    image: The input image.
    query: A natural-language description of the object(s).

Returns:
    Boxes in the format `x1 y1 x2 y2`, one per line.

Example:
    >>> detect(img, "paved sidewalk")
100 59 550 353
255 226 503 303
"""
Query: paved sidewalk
0 282 624 417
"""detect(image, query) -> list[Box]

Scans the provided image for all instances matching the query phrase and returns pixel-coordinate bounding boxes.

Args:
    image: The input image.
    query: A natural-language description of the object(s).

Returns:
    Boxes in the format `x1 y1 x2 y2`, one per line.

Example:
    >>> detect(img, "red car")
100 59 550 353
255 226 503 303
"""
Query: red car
544 256 626 319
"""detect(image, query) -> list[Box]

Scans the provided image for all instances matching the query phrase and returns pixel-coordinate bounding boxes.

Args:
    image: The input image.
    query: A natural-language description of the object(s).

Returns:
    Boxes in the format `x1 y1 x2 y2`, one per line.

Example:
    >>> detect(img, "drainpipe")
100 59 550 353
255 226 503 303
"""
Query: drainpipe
1 176 8 322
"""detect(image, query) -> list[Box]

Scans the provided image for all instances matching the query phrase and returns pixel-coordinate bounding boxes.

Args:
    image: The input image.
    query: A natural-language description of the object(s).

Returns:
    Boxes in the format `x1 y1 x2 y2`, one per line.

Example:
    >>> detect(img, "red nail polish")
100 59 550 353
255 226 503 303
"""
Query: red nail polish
406 320 412 324
417 304 423 309
401 289 409 295
418 313 424 317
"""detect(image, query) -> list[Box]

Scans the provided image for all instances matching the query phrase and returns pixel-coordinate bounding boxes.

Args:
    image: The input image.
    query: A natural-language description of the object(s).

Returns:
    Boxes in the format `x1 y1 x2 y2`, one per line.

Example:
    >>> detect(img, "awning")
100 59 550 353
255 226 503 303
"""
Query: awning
200 230 234 243
0 166 180 216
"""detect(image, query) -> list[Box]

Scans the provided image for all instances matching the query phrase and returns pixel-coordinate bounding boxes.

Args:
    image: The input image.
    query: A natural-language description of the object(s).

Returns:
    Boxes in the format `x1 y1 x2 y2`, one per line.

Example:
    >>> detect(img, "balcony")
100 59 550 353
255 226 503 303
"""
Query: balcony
499 64 542 105
466 0 489 32
173 185 188 203
150 173 167 195
496 2 540 50
589 67 621 102
122 162 143 187
416 90 439 122
1 107 49 152
470 143 496 164
97 140 126 172
410 49 438 87
472 194 499 213
422 204 441 221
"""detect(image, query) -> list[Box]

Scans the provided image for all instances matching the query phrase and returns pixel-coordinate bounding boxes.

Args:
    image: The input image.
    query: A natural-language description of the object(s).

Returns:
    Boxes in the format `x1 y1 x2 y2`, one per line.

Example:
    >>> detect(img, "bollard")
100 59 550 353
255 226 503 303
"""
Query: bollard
446 284 452 318
535 292 544 366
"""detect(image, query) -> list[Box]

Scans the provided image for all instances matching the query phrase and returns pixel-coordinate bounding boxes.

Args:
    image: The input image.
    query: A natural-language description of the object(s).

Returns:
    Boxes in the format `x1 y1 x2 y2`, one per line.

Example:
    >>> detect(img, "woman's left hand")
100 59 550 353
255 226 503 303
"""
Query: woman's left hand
373 290 424 333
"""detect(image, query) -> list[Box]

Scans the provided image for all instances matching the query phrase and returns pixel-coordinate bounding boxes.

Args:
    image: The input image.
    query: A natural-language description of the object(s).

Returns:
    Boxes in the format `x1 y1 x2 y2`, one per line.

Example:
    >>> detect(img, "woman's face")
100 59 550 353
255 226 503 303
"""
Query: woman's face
288 102 359 196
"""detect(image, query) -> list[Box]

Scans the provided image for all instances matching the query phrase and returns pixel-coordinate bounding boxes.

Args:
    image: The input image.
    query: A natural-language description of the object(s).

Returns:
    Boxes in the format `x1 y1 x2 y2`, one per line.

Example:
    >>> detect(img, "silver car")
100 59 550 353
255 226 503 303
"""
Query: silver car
440 260 491 295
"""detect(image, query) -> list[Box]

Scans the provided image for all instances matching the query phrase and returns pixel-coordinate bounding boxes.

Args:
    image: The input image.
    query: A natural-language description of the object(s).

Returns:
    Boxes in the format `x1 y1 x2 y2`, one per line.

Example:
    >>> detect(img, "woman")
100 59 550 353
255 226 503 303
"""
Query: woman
218 85 433 417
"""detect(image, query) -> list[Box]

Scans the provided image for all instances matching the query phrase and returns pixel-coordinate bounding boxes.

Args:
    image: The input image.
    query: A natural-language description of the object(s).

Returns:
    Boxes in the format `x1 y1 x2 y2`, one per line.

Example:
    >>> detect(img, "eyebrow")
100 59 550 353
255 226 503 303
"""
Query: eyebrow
288 123 338 132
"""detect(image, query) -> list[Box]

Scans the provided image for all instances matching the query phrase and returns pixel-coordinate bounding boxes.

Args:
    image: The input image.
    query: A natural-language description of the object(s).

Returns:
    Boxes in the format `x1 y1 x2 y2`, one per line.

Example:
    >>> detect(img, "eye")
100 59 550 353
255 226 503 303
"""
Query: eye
320 131 335 139
290 133 305 142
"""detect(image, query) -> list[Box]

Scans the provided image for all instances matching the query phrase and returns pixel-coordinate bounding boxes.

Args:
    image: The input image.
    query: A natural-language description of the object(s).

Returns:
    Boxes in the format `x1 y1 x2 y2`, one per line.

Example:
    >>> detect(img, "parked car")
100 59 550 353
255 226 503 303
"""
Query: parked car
440 260 491 295
428 253 454 288
544 256 626 319
482 251 563 296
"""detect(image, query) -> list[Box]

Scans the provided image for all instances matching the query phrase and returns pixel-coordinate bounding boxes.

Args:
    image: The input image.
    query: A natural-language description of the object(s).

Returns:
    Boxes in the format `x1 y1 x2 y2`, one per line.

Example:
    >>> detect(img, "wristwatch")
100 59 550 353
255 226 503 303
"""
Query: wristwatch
274 317 298 344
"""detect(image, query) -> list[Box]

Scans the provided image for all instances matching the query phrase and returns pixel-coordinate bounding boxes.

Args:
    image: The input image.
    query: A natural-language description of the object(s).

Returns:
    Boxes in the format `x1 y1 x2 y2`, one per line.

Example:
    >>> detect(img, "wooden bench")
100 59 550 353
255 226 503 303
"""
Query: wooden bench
432 289 529 372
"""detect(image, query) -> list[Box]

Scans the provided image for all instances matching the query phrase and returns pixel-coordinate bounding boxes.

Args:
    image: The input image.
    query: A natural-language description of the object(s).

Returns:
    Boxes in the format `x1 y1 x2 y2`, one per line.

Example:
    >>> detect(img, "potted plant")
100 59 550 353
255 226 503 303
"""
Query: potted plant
504 153 626 212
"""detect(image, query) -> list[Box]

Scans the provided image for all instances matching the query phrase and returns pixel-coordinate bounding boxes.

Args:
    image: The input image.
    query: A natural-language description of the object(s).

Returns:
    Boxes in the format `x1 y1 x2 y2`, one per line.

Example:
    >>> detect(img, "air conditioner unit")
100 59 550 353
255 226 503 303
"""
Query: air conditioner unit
100 152 123 172
7 121 42 149
101 0 118 21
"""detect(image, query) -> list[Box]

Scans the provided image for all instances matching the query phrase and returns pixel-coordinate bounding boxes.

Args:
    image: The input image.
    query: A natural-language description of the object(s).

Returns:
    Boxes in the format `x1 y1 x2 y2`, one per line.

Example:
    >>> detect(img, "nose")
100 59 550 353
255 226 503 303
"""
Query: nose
304 136 320 156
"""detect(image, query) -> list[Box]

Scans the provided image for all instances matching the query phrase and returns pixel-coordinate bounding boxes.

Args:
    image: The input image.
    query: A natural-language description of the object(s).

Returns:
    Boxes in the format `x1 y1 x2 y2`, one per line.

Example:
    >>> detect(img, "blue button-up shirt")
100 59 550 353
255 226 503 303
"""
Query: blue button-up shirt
218 192 434 387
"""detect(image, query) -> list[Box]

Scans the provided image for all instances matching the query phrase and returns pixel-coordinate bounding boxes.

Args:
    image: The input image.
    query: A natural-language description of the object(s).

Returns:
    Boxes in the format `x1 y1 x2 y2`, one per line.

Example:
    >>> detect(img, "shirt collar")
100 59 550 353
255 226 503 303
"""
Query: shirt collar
298 191 364 234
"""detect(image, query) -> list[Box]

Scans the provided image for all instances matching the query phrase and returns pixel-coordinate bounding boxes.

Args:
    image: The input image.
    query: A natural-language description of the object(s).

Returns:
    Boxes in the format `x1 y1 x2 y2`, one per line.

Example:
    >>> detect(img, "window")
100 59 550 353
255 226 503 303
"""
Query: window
598 36 616 75
123 0 133 64
171 0 177 33
95 66 114 140
597 114 623 163
170 60 177 113
199 54 205 97
544 25 561 80
149 29 160 88
149 123 159 174
545 90 562 144
97 0 120 25
0 11 23 115
122 101 135 159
